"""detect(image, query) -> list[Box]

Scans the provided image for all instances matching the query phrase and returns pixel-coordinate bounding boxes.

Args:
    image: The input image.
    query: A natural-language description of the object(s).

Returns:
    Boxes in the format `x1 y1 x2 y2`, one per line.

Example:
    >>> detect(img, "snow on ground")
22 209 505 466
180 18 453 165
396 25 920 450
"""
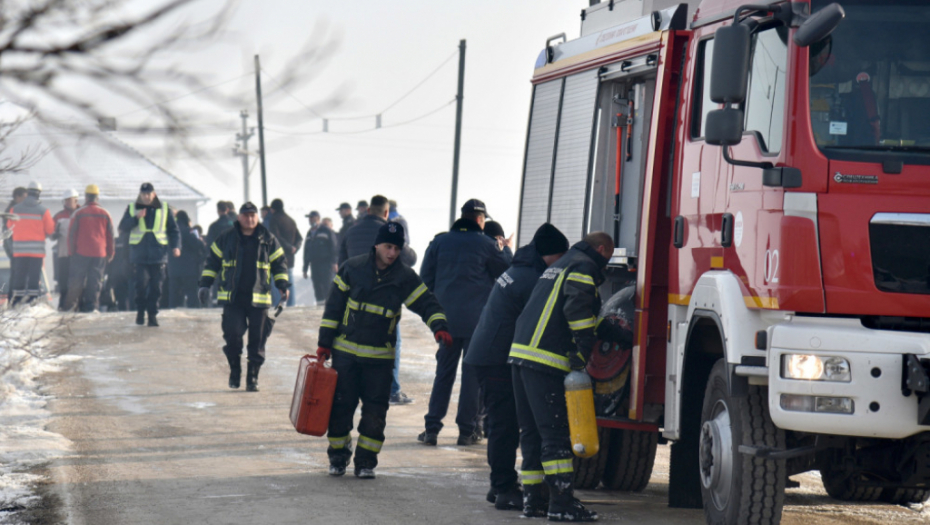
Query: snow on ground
0 305 74 524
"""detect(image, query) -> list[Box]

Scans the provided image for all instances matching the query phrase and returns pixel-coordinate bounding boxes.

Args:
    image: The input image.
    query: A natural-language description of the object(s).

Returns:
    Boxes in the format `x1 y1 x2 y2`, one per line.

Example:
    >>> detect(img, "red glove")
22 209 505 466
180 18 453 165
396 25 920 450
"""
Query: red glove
316 347 332 361
434 330 452 347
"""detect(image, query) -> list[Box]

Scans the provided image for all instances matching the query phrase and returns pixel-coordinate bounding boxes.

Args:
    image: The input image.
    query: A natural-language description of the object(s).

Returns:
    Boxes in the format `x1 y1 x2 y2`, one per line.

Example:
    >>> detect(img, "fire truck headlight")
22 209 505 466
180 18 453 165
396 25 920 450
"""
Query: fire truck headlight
782 354 851 382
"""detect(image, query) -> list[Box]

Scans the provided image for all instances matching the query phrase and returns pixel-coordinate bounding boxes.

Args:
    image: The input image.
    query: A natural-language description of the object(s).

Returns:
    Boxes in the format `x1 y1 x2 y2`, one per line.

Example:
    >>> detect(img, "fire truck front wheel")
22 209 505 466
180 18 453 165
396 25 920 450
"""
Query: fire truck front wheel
699 360 786 524
601 426 658 491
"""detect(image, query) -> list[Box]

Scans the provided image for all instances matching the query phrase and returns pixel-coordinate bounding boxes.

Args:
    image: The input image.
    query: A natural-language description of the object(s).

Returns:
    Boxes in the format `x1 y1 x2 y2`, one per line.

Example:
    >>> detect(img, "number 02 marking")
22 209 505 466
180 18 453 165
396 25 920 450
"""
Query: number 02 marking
765 249 780 284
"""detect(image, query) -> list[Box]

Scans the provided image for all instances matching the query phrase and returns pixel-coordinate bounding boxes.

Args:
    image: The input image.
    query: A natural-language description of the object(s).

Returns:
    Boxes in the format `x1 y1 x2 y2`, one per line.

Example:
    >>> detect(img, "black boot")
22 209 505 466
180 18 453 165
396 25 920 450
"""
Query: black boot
246 362 260 392
523 484 548 518
495 486 524 511
229 364 241 389
546 475 597 523
147 312 159 327
135 309 145 325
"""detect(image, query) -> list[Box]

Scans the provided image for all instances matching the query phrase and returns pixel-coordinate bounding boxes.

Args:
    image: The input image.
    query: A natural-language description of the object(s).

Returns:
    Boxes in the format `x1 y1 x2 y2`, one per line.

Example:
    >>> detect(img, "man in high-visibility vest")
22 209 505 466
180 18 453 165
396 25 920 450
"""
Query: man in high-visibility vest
118 182 180 327
6 181 55 306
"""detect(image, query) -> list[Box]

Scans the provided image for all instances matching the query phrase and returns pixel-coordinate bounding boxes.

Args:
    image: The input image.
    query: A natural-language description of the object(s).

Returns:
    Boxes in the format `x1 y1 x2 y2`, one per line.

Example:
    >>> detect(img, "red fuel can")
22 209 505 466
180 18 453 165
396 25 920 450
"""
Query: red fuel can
290 354 338 436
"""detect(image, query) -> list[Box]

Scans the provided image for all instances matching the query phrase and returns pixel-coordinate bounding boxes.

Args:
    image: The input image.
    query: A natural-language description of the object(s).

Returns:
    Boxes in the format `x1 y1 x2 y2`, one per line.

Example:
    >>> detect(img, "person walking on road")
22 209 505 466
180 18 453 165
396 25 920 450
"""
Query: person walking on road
198 202 289 392
64 185 115 312
417 198 512 446
302 211 338 305
168 210 206 308
204 201 234 247
335 202 356 242
316 221 449 479
339 195 417 405
464 223 569 511
52 189 79 310
265 198 301 307
6 181 55 306
118 182 180 327
508 231 630 521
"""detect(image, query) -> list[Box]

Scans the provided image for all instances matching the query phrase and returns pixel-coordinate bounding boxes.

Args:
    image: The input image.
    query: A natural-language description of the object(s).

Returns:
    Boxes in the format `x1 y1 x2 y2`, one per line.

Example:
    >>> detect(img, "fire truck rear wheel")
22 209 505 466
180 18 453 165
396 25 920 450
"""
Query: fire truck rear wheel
699 360 786 524
819 462 882 502
880 487 930 505
573 427 610 489
601 426 658 491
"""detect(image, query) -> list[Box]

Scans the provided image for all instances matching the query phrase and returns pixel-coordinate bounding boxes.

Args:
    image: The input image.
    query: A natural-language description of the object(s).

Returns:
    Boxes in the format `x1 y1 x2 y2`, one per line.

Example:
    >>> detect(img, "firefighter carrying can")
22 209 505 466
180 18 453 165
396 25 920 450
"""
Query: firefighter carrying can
198 202 289 392
508 231 629 522
316 221 450 479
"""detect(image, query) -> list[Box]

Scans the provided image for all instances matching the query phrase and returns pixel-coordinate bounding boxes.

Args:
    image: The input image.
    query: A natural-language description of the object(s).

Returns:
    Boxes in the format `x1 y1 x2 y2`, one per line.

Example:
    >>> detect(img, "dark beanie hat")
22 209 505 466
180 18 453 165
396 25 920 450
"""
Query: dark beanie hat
374 221 405 248
483 220 505 239
533 223 569 256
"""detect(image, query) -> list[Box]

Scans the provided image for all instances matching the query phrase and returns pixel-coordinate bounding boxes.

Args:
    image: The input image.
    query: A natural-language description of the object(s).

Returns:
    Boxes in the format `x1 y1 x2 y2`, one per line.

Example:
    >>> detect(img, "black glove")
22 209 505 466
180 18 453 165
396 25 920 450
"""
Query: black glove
198 287 211 306
569 351 587 372
596 318 633 347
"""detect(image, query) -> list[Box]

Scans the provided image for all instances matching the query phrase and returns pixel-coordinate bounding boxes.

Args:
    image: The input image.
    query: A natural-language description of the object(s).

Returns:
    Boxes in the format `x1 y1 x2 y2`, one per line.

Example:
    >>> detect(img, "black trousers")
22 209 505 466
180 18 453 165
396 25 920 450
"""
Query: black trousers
310 263 333 304
476 364 520 492
10 257 44 305
65 255 107 312
327 353 393 470
134 263 165 315
424 336 481 435
169 274 200 308
512 365 575 503
221 302 268 367
55 257 69 310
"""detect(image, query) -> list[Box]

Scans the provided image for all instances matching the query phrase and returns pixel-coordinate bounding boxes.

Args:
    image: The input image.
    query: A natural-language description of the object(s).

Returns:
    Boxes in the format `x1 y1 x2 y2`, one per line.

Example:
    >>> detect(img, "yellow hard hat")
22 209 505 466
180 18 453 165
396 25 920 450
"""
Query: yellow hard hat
85 184 100 195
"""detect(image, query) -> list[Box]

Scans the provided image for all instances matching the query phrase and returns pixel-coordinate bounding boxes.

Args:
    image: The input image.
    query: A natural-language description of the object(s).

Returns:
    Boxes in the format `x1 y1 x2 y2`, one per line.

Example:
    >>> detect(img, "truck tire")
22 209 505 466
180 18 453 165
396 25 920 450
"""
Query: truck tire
601 426 658 491
699 360 786 524
880 487 930 505
819 463 881 502
573 427 610 489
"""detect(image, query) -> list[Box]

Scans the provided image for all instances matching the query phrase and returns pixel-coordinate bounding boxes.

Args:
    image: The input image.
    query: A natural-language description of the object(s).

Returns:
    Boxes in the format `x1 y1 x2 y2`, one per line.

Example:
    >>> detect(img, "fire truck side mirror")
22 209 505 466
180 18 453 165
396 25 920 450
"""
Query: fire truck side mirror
710 23 751 105
705 107 744 147
793 3 845 48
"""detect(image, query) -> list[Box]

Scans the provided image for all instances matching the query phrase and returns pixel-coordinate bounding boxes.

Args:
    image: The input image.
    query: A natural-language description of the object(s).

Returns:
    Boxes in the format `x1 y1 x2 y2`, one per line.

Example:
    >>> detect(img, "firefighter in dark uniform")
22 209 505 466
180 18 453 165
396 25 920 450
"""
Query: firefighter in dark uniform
198 202 289 392
316 221 450 479
508 231 629 522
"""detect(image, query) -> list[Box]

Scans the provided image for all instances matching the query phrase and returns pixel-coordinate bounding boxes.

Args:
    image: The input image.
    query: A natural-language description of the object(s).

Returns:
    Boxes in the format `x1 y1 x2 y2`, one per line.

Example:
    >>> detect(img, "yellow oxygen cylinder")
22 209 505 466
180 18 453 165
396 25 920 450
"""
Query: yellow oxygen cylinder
564 370 599 458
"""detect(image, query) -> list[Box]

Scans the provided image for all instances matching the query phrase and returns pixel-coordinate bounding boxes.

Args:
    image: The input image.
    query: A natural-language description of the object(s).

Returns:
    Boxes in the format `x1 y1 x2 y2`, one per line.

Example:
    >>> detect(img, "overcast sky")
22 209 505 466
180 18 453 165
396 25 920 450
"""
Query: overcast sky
114 0 590 260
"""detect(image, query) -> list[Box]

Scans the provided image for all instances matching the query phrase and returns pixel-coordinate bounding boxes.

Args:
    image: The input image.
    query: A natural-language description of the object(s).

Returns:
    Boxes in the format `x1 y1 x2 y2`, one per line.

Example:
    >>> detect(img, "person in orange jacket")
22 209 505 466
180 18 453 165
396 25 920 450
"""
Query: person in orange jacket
6 181 55 306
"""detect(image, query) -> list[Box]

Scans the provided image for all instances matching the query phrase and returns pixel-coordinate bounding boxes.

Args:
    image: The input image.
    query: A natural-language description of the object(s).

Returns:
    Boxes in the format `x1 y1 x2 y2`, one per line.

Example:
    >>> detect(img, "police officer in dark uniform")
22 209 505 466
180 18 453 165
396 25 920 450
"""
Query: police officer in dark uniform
508 231 629 522
198 202 289 392
465 223 569 511
316 221 450 479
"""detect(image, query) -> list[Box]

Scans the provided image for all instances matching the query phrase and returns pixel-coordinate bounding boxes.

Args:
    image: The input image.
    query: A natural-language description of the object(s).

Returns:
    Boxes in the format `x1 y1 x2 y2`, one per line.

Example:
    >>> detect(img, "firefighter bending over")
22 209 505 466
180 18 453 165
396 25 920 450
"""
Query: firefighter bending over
316 221 450 479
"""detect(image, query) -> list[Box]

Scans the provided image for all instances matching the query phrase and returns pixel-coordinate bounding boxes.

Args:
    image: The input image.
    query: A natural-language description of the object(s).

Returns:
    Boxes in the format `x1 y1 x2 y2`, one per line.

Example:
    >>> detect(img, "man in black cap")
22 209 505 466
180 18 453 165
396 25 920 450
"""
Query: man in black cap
303 211 338 305
316 220 449 479
198 202 289 392
335 202 356 243
464 223 569 511
417 198 512 446
118 182 181 326
356 200 369 221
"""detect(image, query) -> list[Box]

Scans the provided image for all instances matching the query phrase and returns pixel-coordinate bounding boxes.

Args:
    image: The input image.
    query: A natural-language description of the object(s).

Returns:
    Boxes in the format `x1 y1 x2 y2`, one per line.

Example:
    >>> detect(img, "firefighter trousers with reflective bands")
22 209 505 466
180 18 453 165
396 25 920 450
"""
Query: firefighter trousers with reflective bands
221 302 268 368
512 364 576 504
327 353 393 470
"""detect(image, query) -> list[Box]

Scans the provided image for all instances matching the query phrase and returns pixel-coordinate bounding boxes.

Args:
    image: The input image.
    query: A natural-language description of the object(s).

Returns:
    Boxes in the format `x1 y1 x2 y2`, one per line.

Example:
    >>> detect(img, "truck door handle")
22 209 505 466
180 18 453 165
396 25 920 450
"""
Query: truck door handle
673 216 685 249
721 213 734 248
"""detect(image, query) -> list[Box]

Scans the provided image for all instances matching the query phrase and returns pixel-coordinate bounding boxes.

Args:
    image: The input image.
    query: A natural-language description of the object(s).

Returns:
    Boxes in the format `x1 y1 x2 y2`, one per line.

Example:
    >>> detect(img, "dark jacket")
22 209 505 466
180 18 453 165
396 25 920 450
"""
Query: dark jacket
507 241 607 375
265 210 303 269
198 222 289 308
419 218 513 338
117 198 181 265
338 214 416 267
205 215 234 247
464 243 547 367
168 224 207 278
319 249 447 365
337 215 356 243
303 223 337 273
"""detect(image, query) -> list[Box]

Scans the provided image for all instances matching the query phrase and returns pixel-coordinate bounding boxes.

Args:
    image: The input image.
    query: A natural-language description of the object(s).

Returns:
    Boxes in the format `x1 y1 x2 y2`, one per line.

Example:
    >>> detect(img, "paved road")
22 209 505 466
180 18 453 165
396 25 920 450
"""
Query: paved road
29 308 929 524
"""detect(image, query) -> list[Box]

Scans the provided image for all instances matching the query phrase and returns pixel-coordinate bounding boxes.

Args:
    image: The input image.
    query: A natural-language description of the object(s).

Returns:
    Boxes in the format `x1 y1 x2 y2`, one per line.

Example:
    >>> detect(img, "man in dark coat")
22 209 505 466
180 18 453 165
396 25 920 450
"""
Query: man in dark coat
265 198 302 307
118 183 181 326
336 202 356 242
204 201 234 247
168 210 206 308
464 223 569 510
417 198 512 446
303 212 338 305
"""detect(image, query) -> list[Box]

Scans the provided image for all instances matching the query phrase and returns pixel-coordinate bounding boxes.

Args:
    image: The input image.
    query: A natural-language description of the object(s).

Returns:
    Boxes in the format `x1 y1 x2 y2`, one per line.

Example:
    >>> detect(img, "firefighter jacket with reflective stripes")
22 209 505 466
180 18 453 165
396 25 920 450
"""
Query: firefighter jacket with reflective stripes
6 196 54 258
507 241 608 375
118 199 180 265
319 249 448 365
198 222 289 308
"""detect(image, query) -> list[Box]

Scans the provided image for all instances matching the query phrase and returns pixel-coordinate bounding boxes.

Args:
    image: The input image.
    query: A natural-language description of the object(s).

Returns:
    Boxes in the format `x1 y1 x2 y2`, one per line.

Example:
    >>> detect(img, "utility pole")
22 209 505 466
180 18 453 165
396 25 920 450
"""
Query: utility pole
450 39 466 228
254 55 269 207
236 110 254 203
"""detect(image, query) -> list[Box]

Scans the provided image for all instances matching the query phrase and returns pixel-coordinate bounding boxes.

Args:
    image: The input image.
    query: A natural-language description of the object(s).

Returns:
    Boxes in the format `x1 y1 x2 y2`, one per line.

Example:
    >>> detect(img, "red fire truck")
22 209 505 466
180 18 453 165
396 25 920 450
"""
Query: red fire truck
516 0 930 522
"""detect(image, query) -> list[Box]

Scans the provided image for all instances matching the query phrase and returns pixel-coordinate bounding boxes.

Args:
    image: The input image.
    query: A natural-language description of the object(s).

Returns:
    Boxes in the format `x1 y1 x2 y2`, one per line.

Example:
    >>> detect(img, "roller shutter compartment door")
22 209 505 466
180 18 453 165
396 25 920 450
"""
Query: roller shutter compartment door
549 69 599 244
518 79 562 246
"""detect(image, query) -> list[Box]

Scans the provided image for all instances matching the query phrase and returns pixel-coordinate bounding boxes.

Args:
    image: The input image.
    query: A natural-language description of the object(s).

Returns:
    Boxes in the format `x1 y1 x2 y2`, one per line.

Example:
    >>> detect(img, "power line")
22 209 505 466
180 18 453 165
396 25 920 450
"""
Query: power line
263 98 456 136
117 74 251 118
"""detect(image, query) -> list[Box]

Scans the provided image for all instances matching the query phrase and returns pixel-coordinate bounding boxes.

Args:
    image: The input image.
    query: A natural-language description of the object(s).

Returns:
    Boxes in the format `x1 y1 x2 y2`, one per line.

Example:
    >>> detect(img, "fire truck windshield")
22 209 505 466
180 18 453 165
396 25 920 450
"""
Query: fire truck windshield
809 0 930 158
